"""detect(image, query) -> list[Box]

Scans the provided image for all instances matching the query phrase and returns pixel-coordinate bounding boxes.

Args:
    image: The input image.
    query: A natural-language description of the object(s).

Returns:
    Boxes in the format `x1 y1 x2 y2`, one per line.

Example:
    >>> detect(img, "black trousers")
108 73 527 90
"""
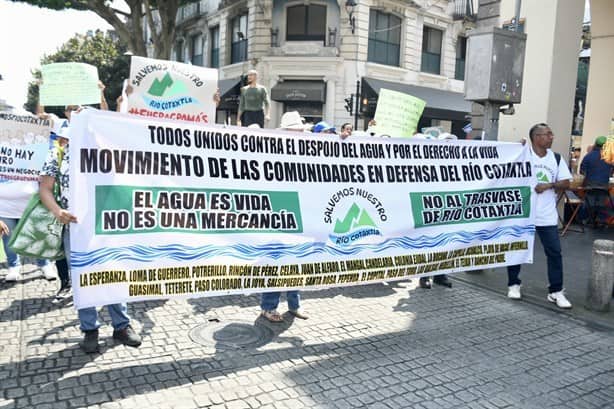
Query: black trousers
241 110 264 128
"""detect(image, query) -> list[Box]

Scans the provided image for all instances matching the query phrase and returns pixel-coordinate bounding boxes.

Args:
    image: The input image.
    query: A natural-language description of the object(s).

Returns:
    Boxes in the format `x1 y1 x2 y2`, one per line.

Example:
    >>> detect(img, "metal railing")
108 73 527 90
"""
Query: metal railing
452 0 478 21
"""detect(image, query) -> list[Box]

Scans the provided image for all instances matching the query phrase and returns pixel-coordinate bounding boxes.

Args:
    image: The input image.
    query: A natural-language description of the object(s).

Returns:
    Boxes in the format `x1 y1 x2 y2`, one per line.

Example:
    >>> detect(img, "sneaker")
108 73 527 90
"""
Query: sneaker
4 266 22 282
55 285 72 300
547 290 572 309
41 264 57 281
113 325 142 347
507 284 522 300
419 277 432 289
80 329 100 354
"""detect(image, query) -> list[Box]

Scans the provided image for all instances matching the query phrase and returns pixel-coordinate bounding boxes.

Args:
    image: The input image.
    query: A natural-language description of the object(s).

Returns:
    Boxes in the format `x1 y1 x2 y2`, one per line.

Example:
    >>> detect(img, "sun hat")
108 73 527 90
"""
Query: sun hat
279 111 311 130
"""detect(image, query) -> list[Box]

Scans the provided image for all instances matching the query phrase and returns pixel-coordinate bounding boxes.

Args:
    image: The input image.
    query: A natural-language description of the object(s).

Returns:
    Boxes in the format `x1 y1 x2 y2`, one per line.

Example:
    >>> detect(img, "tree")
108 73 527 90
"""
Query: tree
11 0 194 59
24 31 129 113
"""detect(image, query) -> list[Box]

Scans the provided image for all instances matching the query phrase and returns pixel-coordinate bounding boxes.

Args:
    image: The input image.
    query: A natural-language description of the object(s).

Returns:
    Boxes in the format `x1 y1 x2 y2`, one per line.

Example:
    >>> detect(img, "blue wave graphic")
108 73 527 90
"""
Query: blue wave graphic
71 225 534 268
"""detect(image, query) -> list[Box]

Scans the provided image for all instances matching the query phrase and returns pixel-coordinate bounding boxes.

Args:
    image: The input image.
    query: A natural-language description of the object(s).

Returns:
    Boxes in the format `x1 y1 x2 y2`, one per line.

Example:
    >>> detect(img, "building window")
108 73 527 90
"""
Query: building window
190 34 203 66
230 14 248 64
286 4 326 42
455 36 467 80
368 10 401 67
210 26 219 68
175 40 184 62
421 26 443 74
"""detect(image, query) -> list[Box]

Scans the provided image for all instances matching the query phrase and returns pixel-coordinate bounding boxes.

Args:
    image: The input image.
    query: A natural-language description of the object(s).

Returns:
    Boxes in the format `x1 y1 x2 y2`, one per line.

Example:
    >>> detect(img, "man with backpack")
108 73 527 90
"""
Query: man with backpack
506 123 573 309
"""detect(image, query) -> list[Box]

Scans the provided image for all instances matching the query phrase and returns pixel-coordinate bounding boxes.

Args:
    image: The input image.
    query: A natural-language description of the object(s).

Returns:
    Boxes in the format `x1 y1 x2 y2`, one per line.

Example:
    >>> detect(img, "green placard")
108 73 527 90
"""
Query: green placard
373 88 426 138
40 63 100 106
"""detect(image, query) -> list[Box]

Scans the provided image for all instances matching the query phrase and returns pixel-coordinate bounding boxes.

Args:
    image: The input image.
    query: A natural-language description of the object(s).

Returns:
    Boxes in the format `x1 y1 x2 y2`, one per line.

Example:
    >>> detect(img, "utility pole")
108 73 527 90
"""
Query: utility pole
354 80 360 131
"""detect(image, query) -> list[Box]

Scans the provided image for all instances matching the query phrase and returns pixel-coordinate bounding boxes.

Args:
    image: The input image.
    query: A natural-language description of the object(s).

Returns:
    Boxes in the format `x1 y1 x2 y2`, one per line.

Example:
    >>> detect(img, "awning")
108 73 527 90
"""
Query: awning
271 81 326 102
217 77 241 110
361 77 471 121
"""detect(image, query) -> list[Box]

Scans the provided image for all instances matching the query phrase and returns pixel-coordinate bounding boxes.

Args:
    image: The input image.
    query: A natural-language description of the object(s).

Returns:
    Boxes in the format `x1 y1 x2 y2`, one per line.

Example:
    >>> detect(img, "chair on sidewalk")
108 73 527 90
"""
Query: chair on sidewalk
558 190 584 236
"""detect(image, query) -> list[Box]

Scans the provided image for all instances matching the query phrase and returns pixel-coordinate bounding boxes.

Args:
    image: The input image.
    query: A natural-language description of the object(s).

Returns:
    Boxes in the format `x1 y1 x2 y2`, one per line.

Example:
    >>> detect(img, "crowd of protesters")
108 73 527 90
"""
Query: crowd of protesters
1 67 612 354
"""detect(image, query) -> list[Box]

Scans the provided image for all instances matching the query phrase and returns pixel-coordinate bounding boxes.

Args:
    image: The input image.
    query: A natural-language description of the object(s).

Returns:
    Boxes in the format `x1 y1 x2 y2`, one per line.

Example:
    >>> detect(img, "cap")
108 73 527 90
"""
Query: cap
312 121 336 133
595 136 607 147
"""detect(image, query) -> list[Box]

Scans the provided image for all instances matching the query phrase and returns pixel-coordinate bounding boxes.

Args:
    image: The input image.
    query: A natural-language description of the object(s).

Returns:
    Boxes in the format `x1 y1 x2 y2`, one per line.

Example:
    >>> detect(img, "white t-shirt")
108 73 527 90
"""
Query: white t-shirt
531 147 572 226
0 181 38 219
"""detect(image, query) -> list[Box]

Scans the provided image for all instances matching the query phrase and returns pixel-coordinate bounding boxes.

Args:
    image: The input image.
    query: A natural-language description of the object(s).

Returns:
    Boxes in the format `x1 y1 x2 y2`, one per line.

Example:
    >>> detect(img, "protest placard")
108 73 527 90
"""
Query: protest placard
0 113 51 183
69 109 535 308
128 56 218 124
374 88 426 137
40 63 100 106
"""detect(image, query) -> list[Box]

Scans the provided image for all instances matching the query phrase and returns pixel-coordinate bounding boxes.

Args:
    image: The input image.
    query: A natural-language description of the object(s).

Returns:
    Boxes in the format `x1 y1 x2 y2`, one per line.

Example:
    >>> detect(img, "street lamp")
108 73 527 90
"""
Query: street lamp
345 0 357 34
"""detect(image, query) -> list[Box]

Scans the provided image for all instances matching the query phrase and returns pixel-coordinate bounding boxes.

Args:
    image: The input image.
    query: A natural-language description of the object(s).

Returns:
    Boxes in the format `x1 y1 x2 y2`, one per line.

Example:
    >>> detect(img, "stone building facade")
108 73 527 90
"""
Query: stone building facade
173 0 472 134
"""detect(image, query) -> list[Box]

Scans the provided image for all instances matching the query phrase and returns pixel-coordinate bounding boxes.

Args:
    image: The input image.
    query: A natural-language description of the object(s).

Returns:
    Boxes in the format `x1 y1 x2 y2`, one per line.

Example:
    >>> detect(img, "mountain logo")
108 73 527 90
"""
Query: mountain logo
334 203 377 234
142 72 197 111
329 202 382 246
147 72 189 97
536 171 550 183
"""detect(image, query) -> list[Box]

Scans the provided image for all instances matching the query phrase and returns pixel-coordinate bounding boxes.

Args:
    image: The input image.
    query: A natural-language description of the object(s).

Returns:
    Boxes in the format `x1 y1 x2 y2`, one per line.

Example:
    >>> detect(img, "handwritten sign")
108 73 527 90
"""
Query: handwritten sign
374 88 426 138
40 63 100 106
0 113 51 183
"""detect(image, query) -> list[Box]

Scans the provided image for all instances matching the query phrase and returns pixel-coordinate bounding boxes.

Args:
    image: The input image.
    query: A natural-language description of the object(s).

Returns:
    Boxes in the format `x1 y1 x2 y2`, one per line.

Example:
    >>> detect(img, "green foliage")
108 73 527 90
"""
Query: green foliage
24 31 129 114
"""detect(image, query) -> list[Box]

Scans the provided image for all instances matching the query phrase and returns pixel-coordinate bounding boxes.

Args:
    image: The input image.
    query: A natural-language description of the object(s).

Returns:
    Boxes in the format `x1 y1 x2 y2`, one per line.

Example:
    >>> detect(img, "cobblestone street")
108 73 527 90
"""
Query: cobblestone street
1 265 613 409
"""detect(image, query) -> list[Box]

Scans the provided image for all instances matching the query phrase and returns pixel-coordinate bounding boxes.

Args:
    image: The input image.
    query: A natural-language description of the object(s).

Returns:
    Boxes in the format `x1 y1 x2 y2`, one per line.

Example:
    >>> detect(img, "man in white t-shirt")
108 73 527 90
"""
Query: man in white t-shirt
507 123 572 308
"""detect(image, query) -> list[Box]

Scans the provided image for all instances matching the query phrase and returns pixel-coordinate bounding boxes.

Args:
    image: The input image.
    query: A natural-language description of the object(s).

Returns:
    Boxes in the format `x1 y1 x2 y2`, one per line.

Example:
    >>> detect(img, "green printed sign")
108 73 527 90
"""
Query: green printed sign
373 88 426 138
410 187 531 228
95 186 303 235
40 63 100 106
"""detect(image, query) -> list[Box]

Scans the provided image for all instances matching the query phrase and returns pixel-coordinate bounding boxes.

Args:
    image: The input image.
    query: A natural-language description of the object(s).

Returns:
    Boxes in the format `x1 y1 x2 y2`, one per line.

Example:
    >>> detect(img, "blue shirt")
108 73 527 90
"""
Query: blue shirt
580 148 613 188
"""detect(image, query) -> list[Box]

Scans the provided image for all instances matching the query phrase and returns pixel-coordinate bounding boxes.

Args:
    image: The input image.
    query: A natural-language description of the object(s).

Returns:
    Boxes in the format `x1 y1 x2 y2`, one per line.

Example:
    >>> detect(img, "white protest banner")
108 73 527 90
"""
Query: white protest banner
40 63 100 106
0 113 51 183
374 88 426 137
128 56 218 124
69 110 535 308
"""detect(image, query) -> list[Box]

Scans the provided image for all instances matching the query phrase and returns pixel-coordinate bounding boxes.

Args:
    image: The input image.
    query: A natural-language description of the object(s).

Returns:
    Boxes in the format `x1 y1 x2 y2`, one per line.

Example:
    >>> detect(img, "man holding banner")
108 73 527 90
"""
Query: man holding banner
506 123 572 309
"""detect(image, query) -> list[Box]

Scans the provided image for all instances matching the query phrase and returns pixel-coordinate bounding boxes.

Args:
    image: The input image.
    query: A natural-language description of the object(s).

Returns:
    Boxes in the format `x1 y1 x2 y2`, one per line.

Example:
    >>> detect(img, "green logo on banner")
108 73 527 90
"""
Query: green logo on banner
334 203 377 234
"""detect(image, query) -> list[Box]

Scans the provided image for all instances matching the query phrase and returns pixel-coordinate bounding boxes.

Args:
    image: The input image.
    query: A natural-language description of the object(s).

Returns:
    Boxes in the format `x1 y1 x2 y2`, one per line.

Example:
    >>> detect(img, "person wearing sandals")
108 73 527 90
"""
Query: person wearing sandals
261 291 308 322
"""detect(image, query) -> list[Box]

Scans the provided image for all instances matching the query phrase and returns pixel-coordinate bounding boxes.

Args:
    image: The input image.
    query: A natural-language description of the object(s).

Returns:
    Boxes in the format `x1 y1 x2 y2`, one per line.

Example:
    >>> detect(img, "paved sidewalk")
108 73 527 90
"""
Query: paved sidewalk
457 227 614 330
1 263 614 409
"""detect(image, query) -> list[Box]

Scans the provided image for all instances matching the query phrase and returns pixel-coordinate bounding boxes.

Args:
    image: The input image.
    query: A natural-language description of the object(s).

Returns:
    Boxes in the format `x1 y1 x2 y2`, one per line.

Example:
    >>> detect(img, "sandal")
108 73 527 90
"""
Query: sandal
261 309 283 322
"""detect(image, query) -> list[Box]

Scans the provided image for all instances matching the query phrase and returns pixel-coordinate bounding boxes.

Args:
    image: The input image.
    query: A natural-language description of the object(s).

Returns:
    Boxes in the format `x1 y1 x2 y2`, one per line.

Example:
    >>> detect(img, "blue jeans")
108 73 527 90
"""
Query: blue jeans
507 225 563 293
63 228 130 331
261 291 300 311
0 217 49 268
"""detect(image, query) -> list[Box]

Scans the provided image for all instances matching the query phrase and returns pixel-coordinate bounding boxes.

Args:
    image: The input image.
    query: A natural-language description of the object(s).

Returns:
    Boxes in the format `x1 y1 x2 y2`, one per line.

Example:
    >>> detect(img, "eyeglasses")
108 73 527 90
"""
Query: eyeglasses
534 132 553 137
